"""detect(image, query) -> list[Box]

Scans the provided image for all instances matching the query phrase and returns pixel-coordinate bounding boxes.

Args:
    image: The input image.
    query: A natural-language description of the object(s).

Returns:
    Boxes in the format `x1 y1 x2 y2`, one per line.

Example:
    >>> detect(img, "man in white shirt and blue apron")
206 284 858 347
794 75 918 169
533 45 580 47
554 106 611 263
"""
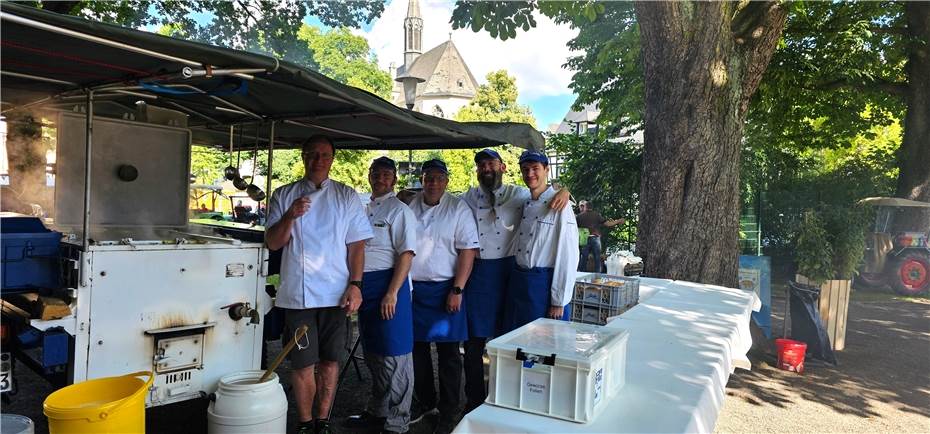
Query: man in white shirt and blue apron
460 149 570 412
265 135 373 434
408 159 479 432
343 157 418 434
502 150 579 332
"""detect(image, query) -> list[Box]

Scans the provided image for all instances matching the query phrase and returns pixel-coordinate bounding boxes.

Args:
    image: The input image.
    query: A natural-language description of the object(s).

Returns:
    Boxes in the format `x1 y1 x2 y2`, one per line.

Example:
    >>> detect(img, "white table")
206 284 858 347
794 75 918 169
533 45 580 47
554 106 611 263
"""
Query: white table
454 277 761 434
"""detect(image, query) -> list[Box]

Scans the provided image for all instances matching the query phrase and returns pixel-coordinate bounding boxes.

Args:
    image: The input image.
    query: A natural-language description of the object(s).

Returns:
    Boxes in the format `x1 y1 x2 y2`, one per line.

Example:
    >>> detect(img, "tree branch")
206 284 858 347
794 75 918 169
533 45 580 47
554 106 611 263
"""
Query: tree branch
731 0 772 40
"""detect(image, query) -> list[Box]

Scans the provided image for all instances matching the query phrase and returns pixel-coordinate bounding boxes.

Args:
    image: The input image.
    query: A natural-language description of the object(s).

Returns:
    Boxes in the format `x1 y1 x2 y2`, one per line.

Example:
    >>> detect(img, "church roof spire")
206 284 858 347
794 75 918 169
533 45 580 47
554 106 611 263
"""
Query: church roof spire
406 0 421 19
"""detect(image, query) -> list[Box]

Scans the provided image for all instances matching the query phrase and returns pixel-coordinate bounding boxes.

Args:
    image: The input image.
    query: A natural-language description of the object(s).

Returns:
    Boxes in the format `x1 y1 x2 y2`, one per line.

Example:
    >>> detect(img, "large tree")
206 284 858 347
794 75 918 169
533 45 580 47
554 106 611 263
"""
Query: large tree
453 1 786 286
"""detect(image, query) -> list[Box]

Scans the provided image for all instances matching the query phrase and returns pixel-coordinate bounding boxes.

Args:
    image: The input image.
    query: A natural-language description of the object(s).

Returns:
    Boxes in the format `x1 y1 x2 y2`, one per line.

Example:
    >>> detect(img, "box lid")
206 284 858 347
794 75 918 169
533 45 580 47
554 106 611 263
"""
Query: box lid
491 318 629 360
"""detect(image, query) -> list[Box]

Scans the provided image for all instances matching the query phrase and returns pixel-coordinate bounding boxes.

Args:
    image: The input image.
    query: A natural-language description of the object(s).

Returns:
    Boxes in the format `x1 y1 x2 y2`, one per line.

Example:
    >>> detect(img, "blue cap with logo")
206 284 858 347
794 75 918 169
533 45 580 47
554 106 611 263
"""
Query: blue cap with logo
421 158 449 175
370 156 396 172
474 148 502 163
518 150 549 166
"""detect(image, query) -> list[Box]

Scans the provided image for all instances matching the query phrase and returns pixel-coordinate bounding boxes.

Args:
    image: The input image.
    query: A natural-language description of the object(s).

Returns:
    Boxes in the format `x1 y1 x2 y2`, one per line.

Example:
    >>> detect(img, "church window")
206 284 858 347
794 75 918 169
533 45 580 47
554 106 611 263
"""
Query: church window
457 79 464 88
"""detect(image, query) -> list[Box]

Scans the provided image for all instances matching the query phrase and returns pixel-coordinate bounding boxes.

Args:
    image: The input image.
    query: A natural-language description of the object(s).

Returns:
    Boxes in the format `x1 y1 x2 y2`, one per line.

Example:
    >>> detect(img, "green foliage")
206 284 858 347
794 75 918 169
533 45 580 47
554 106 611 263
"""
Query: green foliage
38 1 385 69
190 147 228 185
455 70 536 126
549 132 641 251
750 1 907 153
329 150 377 190
820 206 869 280
794 206 870 284
297 26 392 99
795 210 834 284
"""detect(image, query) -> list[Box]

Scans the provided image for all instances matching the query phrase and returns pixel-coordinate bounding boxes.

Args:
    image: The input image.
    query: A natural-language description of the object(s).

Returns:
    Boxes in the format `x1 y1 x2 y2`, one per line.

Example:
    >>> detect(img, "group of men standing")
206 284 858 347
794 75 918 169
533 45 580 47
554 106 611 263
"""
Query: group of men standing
265 135 578 434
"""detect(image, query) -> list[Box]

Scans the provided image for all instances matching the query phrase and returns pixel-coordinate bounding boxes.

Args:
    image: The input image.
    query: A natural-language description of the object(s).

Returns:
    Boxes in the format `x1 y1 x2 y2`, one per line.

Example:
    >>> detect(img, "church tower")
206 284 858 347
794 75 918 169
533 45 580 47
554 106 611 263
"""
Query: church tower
403 0 423 68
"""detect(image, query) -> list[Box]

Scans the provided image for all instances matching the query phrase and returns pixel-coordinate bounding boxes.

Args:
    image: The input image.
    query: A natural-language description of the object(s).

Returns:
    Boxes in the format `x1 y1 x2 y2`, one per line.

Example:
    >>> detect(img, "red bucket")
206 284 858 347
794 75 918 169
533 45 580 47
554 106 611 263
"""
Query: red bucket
775 338 807 374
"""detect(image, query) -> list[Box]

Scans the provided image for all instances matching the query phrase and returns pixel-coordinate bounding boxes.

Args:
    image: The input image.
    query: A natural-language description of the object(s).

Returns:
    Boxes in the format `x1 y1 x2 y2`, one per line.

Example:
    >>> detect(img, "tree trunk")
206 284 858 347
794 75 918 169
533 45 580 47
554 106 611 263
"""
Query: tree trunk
897 2 930 205
633 2 786 287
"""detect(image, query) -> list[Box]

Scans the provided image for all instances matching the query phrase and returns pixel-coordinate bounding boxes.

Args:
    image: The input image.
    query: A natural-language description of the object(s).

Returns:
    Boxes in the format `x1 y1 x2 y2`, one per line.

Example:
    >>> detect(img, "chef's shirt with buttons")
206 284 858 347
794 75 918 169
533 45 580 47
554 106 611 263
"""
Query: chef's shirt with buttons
409 192 480 282
512 186 579 308
461 184 530 260
364 192 417 273
267 178 373 309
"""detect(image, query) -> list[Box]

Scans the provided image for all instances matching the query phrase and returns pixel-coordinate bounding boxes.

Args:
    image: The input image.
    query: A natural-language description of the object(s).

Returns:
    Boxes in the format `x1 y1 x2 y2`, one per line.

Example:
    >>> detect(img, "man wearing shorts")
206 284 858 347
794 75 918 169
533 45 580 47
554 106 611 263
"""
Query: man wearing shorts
266 135 373 434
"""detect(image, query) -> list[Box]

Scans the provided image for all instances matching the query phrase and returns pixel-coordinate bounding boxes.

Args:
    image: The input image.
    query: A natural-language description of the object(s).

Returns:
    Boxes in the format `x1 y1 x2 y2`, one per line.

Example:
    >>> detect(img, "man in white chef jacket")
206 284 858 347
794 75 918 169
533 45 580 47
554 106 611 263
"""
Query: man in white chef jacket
265 135 373 434
459 148 570 412
501 150 579 333
407 159 479 432
344 156 418 434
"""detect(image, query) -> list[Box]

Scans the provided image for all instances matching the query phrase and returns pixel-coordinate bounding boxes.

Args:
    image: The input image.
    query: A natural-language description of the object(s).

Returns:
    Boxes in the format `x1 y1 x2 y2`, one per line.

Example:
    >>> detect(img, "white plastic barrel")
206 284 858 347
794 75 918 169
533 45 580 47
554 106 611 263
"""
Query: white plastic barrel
1 414 35 434
207 370 288 434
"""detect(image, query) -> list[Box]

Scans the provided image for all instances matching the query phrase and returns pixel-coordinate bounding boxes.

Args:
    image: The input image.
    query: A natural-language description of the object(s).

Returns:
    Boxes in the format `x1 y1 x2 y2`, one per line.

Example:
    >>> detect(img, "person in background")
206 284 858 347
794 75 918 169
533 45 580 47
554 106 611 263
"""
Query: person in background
407 159 479 433
501 150 579 333
576 200 624 272
344 157 418 434
459 148 570 413
265 135 373 434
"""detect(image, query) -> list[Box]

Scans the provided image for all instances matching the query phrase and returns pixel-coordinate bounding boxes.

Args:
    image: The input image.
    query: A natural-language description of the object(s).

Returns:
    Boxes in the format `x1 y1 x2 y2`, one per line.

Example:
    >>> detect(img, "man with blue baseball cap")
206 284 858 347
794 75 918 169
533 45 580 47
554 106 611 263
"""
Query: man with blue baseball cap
459 148 571 412
501 149 579 332
344 156 418 434
407 158 479 431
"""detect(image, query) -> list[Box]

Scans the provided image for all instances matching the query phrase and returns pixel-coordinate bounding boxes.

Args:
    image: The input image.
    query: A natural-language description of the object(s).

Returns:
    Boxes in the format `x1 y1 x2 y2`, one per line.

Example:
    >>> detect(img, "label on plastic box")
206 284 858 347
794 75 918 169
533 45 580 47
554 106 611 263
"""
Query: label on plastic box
523 368 550 410
593 367 604 406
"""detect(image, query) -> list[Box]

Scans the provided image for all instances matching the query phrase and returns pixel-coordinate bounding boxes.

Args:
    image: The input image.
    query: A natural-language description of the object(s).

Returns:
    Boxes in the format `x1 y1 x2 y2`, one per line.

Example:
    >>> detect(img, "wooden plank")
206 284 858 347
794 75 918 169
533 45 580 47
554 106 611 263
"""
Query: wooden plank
835 280 849 351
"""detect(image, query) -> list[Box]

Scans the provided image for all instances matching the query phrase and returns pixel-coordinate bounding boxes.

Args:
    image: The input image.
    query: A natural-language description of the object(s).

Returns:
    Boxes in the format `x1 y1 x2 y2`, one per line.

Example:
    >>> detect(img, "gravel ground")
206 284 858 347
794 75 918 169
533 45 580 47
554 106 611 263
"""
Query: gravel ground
5 288 928 433
715 288 930 433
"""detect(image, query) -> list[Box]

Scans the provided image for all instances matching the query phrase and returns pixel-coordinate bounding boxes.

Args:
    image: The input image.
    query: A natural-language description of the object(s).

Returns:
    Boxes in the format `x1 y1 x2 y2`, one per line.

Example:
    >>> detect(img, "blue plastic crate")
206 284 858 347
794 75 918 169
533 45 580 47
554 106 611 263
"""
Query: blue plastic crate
1 218 62 291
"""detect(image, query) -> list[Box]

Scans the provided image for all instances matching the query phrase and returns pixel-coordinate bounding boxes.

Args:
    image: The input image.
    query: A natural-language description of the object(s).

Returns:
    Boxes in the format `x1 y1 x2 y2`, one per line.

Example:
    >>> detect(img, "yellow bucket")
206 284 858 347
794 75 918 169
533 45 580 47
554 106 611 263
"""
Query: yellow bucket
44 371 153 434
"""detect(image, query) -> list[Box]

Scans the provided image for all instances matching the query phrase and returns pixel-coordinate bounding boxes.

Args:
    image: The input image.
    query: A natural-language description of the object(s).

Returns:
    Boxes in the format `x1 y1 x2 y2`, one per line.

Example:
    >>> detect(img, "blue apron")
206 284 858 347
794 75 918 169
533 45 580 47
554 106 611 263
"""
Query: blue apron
412 279 469 342
465 256 515 338
359 268 413 356
502 266 572 334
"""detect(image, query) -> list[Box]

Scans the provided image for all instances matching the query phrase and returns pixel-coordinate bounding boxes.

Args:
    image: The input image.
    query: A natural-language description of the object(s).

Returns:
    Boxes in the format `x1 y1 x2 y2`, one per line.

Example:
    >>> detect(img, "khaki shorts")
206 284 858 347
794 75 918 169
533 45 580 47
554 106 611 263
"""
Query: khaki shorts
283 307 349 369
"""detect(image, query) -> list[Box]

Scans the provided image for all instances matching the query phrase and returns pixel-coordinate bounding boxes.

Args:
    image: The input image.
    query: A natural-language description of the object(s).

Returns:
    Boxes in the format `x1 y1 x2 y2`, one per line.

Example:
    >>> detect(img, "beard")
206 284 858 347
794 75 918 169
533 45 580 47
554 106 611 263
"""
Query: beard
478 170 503 191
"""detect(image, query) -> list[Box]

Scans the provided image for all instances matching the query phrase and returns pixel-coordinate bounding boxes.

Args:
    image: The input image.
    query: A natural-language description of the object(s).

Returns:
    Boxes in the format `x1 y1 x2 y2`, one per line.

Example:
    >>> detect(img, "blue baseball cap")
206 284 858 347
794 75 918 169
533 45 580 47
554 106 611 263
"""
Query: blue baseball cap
370 156 397 173
421 158 449 175
518 150 549 166
474 148 502 163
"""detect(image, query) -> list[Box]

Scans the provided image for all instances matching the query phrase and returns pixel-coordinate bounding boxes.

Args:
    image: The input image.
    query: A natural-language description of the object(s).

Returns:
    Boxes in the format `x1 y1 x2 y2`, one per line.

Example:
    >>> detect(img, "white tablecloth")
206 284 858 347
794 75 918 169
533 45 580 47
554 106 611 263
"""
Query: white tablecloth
454 277 761 434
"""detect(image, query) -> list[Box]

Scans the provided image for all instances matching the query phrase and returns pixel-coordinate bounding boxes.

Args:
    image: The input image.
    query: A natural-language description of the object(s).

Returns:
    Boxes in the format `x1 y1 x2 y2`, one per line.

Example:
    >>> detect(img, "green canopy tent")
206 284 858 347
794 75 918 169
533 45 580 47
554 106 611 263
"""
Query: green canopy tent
0 2 544 151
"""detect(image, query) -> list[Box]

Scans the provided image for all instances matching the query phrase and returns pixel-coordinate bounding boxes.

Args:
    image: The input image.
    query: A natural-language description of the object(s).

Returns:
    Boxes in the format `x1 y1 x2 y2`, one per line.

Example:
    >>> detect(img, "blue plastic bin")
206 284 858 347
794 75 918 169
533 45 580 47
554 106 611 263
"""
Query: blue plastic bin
1 215 62 291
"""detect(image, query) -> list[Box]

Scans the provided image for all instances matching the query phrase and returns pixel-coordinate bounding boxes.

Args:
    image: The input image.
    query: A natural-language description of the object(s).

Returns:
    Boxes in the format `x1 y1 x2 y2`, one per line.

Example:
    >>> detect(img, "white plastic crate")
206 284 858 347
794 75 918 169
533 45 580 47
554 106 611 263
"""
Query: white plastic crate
486 319 629 423
573 274 640 308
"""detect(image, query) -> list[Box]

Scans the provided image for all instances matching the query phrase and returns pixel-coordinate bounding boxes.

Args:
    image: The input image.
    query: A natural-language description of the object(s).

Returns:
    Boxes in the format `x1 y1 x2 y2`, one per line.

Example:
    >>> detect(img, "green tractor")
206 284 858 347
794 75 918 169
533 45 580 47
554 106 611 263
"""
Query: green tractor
855 197 930 296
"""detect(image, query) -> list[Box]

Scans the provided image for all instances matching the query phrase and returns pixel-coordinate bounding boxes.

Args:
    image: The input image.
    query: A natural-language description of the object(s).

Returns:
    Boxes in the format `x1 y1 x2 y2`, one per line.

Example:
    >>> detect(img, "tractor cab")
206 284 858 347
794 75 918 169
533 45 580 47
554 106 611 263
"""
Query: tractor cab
857 197 930 295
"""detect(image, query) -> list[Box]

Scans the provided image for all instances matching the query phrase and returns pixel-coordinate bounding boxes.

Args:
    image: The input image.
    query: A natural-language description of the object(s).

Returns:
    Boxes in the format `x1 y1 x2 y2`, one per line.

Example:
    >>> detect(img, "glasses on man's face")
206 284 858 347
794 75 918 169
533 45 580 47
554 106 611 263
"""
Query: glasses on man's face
303 152 333 161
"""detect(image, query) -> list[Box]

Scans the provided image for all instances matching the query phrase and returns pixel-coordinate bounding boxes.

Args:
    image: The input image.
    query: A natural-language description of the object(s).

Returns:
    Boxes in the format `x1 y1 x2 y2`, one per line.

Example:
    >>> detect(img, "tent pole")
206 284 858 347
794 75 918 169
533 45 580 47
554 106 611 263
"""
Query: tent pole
80 90 94 286
265 121 275 212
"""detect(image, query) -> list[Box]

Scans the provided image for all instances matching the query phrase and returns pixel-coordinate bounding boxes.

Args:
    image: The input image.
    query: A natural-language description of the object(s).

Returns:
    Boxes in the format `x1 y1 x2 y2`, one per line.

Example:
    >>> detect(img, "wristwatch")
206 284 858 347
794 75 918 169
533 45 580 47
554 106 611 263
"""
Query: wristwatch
349 280 363 290
451 286 463 295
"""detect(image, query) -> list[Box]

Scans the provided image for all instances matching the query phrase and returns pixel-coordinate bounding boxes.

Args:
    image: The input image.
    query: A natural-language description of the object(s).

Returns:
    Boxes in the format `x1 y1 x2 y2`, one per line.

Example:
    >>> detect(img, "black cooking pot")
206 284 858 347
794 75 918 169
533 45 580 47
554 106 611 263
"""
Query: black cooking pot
224 166 239 181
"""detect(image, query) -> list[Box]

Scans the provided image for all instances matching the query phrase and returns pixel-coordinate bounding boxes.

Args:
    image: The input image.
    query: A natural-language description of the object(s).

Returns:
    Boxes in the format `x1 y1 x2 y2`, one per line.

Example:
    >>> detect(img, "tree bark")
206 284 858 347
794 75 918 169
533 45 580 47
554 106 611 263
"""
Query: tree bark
633 1 786 287
896 2 930 205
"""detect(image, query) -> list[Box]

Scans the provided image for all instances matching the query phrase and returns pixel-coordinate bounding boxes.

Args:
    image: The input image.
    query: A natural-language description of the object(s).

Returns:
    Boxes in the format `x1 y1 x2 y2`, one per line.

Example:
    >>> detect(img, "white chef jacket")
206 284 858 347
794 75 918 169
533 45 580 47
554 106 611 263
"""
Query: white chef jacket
364 192 418 273
409 192 480 282
267 178 373 309
461 184 530 260
511 186 579 307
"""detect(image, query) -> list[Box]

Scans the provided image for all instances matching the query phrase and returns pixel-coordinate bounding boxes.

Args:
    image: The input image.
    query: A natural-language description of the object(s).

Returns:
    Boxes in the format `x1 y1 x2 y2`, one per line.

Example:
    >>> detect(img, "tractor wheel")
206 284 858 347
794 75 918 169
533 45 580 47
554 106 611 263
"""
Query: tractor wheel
889 251 930 296
854 272 886 289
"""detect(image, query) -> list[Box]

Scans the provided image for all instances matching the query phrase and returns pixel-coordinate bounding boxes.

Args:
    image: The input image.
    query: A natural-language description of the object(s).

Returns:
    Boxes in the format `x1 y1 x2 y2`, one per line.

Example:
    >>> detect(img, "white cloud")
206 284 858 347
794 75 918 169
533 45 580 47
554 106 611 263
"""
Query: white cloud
358 0 579 100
